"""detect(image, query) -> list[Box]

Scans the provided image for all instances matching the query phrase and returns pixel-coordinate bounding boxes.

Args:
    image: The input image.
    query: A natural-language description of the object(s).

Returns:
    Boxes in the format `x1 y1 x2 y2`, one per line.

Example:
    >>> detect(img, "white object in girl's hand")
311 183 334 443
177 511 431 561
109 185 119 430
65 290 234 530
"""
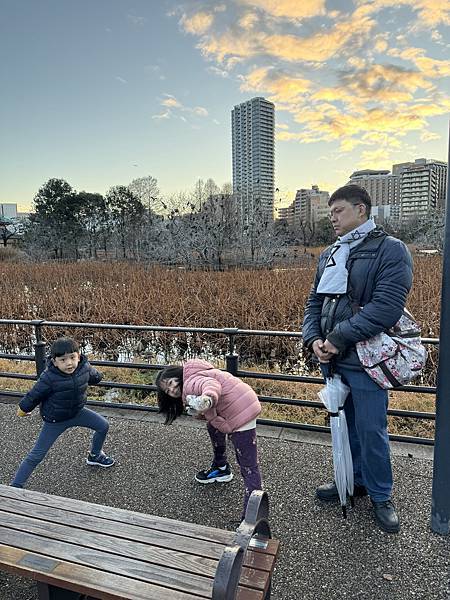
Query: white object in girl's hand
185 394 212 414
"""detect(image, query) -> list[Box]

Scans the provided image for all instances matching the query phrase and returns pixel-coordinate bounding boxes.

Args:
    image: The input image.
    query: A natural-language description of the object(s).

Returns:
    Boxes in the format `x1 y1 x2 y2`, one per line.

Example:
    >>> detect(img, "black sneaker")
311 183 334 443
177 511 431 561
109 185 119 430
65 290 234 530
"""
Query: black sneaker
372 499 400 533
316 481 368 501
86 452 115 468
195 463 233 484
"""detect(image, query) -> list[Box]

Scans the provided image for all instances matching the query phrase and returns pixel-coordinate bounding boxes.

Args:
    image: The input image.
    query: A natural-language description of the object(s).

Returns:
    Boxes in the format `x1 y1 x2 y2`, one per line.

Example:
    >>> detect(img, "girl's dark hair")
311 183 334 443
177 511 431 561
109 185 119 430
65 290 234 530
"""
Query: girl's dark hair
51 337 80 358
155 365 184 425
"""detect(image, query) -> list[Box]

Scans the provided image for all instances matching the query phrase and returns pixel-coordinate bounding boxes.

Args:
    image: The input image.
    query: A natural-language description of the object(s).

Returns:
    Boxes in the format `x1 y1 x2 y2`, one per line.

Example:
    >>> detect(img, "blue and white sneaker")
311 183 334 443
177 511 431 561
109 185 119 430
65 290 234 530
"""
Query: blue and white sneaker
86 452 115 468
195 463 233 484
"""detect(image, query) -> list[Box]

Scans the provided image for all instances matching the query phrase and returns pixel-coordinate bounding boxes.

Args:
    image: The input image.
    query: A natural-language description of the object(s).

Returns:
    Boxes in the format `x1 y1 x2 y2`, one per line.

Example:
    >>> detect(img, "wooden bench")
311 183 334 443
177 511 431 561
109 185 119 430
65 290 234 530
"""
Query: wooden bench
0 484 279 600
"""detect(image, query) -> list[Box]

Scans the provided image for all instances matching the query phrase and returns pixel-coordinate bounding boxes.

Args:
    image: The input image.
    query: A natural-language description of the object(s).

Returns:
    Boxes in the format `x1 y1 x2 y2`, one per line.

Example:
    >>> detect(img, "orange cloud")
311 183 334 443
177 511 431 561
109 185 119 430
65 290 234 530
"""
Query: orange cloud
238 12 259 30
198 7 375 65
264 11 375 62
357 0 450 26
240 67 312 102
173 2 449 157
237 0 326 20
180 11 214 35
198 31 259 64
389 47 450 78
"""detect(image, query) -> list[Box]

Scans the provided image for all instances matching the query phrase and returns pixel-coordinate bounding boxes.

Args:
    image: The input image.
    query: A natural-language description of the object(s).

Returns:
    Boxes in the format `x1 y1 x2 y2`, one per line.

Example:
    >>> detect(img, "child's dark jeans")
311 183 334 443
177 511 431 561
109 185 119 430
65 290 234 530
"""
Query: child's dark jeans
11 407 109 488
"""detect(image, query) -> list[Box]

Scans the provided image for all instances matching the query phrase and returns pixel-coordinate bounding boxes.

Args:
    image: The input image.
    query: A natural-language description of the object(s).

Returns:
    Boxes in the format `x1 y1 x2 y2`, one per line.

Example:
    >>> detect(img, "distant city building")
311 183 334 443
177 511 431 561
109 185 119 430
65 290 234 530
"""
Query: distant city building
370 204 394 225
277 185 329 228
348 158 447 225
231 97 275 224
394 159 447 223
0 203 18 220
277 205 294 224
294 185 330 227
348 170 400 207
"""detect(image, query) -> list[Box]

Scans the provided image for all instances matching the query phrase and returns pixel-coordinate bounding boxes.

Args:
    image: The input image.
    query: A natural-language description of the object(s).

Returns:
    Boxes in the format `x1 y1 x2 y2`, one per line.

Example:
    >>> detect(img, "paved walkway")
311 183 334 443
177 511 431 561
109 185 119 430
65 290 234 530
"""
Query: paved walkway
0 401 448 600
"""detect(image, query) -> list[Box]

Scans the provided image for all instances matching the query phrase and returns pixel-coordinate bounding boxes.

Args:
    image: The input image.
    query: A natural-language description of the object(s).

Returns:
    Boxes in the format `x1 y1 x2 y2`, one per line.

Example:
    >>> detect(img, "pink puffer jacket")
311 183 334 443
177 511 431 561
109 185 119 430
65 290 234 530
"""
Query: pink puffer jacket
182 359 261 434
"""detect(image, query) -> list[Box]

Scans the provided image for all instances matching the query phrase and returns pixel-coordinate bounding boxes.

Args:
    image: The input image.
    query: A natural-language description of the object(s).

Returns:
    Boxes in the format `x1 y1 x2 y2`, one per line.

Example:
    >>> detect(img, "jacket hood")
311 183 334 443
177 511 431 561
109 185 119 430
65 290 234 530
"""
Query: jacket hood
183 358 215 379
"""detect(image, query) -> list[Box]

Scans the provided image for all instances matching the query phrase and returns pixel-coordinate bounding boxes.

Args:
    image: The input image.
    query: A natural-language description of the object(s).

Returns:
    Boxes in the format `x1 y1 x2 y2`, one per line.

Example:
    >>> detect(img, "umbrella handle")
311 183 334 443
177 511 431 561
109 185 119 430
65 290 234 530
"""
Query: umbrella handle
323 360 335 379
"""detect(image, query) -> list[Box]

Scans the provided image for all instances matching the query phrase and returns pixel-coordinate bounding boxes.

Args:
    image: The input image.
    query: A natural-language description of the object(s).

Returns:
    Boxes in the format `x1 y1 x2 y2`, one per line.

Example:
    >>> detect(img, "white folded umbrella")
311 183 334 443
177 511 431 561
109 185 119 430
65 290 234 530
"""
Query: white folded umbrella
318 373 354 517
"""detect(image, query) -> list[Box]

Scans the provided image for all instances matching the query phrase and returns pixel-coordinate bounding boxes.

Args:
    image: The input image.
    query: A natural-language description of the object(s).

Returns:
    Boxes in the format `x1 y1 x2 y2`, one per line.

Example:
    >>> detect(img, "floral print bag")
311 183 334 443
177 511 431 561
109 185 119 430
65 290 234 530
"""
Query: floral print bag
356 309 428 389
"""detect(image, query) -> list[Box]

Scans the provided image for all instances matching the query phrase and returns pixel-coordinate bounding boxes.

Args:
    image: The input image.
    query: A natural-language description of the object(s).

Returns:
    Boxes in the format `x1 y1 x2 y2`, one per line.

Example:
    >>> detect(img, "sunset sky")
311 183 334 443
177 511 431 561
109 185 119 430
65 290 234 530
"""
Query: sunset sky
1 0 449 211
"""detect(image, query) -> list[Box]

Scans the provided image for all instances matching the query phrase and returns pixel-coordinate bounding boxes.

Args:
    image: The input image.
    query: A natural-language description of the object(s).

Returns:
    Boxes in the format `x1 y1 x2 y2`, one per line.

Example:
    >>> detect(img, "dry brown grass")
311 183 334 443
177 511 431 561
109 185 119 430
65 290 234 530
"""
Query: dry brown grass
0 256 441 438
0 257 441 330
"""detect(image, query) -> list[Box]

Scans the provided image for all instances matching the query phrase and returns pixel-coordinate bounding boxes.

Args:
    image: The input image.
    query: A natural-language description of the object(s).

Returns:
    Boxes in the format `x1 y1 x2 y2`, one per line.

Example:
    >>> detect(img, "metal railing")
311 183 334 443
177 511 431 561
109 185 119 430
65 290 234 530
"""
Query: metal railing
0 318 439 446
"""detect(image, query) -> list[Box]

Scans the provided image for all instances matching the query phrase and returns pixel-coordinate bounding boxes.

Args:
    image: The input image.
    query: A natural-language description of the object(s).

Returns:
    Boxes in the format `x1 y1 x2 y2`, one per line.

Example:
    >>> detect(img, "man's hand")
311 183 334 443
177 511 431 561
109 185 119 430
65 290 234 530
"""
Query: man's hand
17 407 30 417
322 340 339 356
312 339 337 363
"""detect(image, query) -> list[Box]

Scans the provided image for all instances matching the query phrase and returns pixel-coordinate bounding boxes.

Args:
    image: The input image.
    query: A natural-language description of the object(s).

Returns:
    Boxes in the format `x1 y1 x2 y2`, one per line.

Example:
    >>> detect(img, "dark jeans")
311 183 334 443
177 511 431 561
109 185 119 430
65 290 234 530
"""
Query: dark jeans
207 422 262 517
322 365 392 502
12 407 109 488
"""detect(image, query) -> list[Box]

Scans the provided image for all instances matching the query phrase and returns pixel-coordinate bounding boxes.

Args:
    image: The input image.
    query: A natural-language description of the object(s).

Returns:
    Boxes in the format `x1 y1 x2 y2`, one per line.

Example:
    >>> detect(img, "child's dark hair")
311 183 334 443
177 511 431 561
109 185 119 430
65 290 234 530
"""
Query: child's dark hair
51 337 80 358
155 365 184 425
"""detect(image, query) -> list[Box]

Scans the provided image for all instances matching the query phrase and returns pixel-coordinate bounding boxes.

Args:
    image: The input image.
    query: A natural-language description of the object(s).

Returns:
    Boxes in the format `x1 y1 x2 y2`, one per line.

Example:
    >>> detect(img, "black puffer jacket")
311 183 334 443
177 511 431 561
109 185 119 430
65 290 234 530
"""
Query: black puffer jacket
19 355 102 422
302 228 413 369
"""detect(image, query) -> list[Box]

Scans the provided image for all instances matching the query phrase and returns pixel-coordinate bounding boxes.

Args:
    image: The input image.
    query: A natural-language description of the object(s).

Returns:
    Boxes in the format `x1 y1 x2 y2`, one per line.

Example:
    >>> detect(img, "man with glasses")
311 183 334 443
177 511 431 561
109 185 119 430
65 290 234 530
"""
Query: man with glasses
302 184 413 533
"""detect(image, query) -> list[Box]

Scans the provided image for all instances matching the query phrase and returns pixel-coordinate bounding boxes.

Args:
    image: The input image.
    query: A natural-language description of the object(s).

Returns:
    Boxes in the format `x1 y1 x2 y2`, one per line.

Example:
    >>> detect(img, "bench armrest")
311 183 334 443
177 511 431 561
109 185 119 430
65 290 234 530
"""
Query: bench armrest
234 490 271 553
212 545 244 600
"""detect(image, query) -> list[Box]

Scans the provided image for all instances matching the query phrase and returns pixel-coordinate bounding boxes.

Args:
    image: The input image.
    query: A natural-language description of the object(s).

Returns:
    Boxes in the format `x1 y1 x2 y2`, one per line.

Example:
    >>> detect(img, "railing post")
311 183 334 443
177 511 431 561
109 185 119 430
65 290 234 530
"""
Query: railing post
32 320 46 376
224 328 239 375
431 123 450 535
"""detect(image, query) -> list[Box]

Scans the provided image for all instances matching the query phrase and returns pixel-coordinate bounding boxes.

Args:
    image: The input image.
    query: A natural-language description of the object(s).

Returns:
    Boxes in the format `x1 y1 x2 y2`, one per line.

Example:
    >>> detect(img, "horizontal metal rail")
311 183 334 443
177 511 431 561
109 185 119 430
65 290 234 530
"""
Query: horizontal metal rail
0 318 438 445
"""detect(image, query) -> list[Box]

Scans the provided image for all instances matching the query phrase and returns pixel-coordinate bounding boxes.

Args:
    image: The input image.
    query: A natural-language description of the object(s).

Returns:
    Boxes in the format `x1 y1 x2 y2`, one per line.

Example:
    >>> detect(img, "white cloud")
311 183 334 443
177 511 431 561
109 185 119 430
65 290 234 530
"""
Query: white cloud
151 111 171 120
127 14 146 26
420 130 441 141
153 94 209 123
162 94 182 108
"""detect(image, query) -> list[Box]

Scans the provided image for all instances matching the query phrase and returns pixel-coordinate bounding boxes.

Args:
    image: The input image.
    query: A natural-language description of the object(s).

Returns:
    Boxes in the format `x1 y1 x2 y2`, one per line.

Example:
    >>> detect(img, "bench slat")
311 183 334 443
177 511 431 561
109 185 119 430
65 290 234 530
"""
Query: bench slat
0 510 269 591
0 526 214 598
0 487 278 571
0 544 207 600
0 509 220 577
0 484 278 600
0 486 236 546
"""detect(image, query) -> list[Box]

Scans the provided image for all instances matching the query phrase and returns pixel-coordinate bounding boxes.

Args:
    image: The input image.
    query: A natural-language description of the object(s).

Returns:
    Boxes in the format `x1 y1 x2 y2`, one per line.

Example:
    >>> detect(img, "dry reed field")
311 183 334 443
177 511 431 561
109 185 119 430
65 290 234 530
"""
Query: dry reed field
0 256 441 333
0 256 442 438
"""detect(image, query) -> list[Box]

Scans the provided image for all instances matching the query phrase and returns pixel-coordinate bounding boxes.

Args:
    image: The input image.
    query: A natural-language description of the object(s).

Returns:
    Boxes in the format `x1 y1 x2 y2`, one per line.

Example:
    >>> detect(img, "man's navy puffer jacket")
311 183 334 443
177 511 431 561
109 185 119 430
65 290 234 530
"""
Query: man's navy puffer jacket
19 355 102 422
302 228 413 369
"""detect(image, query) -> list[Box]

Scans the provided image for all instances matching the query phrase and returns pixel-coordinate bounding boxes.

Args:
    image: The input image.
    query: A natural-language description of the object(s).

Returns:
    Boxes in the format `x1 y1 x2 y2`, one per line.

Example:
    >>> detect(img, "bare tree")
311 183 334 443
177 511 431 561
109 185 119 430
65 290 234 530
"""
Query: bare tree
407 210 445 253
0 217 21 247
128 175 161 212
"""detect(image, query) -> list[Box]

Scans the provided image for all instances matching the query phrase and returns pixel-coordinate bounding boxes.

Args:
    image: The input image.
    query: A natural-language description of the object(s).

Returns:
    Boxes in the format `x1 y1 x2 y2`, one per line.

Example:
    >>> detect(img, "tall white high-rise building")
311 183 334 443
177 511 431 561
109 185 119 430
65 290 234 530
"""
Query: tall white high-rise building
231 97 275 224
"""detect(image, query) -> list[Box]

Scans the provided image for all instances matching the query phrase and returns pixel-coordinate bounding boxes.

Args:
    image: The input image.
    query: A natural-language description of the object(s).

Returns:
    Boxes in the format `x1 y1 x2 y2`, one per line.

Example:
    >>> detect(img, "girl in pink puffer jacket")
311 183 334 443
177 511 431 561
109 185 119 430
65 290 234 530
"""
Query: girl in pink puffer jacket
155 358 262 516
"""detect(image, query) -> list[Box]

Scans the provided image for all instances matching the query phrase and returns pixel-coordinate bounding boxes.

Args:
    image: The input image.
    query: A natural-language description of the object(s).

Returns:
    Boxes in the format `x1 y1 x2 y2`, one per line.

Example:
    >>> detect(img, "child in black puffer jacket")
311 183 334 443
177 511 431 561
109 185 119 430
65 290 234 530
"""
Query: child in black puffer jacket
11 337 114 488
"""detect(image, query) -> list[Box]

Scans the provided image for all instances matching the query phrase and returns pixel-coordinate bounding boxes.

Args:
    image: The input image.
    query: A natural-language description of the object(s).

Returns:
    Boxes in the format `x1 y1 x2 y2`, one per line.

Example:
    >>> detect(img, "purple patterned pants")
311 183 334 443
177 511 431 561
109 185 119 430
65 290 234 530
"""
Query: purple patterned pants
207 422 262 517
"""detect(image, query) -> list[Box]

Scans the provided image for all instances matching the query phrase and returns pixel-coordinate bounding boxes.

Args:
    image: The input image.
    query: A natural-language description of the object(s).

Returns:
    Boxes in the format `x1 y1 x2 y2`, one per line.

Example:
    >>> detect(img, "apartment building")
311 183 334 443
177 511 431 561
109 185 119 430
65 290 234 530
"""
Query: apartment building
348 170 400 206
393 159 447 223
231 97 275 224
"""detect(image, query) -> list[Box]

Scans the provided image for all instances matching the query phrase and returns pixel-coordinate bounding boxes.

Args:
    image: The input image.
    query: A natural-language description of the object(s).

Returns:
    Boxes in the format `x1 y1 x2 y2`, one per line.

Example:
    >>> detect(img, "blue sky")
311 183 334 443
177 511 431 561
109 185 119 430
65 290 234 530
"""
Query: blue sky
1 0 449 211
